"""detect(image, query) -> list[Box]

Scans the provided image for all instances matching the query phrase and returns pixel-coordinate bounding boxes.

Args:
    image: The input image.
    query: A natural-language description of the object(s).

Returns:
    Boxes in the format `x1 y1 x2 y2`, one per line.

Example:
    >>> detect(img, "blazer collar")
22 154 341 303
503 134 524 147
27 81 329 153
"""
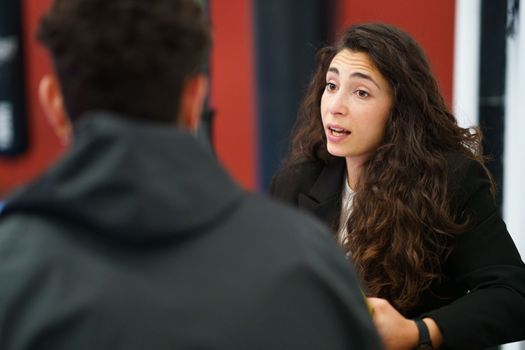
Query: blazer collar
298 158 345 228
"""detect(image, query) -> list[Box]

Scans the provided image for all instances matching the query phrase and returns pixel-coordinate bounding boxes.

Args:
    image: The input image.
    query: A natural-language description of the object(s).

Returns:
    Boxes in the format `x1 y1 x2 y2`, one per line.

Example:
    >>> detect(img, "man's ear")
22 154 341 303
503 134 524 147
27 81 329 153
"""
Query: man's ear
38 74 72 145
177 74 208 133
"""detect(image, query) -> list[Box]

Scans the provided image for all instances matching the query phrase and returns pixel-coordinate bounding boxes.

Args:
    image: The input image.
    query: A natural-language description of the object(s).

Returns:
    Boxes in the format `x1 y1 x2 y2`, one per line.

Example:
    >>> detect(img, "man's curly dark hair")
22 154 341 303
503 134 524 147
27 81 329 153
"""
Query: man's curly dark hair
37 0 210 123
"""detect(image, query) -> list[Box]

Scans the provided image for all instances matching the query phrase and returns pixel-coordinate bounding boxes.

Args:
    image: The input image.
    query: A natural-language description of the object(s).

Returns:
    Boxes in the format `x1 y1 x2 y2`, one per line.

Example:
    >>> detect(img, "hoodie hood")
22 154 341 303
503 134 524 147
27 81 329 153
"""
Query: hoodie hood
1 112 243 242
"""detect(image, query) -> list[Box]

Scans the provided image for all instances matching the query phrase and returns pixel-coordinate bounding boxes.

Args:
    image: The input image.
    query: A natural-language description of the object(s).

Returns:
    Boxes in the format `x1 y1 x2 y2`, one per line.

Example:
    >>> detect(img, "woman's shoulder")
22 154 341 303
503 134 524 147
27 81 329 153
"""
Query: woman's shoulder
444 152 495 215
269 160 326 202
444 152 491 188
273 160 325 181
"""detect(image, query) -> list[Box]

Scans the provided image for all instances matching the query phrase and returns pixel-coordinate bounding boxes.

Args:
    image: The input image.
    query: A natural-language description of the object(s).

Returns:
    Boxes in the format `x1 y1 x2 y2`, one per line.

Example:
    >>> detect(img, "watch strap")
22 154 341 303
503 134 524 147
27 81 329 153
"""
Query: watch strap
414 318 433 349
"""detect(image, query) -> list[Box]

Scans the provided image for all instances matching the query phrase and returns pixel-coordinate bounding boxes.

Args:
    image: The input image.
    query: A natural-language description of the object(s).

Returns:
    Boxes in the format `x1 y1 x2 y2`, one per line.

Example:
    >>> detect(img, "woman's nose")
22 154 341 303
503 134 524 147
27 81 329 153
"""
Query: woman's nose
328 92 348 116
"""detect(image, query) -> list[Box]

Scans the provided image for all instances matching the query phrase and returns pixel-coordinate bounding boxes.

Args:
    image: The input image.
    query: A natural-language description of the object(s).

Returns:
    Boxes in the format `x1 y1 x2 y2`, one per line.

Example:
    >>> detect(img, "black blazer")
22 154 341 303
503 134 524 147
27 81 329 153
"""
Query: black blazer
270 154 525 349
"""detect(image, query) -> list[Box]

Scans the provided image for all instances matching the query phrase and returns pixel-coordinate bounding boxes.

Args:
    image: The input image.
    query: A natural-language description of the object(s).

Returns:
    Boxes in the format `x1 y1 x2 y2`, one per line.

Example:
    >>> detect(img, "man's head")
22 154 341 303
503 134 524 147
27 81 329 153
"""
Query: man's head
37 0 210 141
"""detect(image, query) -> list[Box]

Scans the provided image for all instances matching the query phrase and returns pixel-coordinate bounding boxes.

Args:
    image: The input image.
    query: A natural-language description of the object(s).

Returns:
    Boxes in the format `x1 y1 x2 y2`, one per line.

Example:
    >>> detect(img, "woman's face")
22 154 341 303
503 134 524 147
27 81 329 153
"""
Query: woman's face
321 49 393 163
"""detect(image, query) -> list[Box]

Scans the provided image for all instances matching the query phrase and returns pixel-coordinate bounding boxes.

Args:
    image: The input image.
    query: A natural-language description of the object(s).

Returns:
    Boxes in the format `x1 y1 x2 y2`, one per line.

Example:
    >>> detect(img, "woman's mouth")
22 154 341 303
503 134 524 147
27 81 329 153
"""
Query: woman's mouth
328 126 351 136
326 125 351 143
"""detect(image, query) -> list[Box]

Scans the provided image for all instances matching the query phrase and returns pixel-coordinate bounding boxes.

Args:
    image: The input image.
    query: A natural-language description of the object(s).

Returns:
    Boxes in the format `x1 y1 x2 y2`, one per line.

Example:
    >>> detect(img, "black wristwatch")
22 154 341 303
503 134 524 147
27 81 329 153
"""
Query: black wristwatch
414 318 433 349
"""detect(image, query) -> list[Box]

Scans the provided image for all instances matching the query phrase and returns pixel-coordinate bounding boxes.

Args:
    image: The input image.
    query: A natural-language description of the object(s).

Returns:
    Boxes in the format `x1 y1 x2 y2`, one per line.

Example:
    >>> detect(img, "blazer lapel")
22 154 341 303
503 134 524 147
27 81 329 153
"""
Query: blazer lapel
298 159 345 230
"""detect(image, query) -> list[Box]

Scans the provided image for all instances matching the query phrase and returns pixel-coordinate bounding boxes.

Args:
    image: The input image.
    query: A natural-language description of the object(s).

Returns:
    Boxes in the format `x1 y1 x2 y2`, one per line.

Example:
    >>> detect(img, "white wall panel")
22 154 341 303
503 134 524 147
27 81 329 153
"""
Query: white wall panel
453 0 481 128
503 3 525 349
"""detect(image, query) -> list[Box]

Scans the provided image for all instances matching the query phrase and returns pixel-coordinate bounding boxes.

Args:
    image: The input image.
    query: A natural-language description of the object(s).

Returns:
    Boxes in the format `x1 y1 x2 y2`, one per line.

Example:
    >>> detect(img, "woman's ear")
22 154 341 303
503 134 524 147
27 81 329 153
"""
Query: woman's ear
177 74 208 133
38 74 72 145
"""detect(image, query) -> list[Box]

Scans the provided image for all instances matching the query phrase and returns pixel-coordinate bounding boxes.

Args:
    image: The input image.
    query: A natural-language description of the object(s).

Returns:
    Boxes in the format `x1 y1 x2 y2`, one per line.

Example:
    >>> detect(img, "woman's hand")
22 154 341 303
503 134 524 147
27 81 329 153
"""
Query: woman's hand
367 297 443 349
367 297 419 350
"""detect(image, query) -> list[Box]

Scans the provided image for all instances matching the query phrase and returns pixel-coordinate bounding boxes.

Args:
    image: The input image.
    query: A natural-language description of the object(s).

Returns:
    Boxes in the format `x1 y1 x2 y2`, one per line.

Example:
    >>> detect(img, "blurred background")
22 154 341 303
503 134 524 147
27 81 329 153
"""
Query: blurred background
0 1 524 347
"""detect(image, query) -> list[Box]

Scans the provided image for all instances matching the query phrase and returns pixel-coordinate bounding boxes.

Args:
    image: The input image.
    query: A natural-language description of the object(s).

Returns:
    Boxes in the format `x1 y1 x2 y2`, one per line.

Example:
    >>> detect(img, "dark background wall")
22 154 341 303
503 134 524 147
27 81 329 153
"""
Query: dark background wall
478 0 508 208
254 0 336 191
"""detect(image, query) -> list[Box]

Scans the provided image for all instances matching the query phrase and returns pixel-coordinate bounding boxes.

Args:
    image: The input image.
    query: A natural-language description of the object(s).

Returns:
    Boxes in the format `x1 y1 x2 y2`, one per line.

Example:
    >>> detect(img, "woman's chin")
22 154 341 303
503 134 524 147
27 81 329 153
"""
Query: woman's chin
326 146 348 158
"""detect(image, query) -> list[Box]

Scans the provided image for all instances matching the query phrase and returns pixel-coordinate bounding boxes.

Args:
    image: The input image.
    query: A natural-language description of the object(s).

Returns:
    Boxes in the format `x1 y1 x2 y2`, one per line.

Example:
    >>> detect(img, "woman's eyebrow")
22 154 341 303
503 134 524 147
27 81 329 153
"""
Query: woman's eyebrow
350 72 380 89
327 66 381 90
327 67 340 75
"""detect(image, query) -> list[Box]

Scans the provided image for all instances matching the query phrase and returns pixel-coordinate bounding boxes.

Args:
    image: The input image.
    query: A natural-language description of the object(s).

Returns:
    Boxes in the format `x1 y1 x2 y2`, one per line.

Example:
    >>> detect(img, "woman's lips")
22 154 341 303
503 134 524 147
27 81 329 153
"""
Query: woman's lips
326 124 351 142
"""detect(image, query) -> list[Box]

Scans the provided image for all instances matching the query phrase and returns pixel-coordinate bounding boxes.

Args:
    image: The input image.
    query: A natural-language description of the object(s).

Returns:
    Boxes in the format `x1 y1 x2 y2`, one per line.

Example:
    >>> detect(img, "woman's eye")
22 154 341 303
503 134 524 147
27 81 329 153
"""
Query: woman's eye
326 82 337 91
355 90 369 98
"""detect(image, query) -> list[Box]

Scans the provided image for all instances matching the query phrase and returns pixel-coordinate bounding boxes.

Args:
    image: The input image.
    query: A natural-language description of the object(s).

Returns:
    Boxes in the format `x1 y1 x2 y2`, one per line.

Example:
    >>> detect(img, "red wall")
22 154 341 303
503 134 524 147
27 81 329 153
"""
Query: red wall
210 0 257 190
0 0 257 197
337 0 456 106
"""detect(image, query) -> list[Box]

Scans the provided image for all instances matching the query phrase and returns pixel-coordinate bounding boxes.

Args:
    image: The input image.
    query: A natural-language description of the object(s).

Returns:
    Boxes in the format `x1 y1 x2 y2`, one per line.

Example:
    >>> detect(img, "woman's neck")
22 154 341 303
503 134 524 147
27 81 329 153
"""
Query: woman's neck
345 156 368 190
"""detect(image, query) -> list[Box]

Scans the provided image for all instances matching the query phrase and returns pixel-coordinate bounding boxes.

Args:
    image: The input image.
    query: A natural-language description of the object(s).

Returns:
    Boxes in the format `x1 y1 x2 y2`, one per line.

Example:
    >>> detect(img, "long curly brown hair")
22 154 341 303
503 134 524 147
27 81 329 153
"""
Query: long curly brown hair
286 23 492 313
